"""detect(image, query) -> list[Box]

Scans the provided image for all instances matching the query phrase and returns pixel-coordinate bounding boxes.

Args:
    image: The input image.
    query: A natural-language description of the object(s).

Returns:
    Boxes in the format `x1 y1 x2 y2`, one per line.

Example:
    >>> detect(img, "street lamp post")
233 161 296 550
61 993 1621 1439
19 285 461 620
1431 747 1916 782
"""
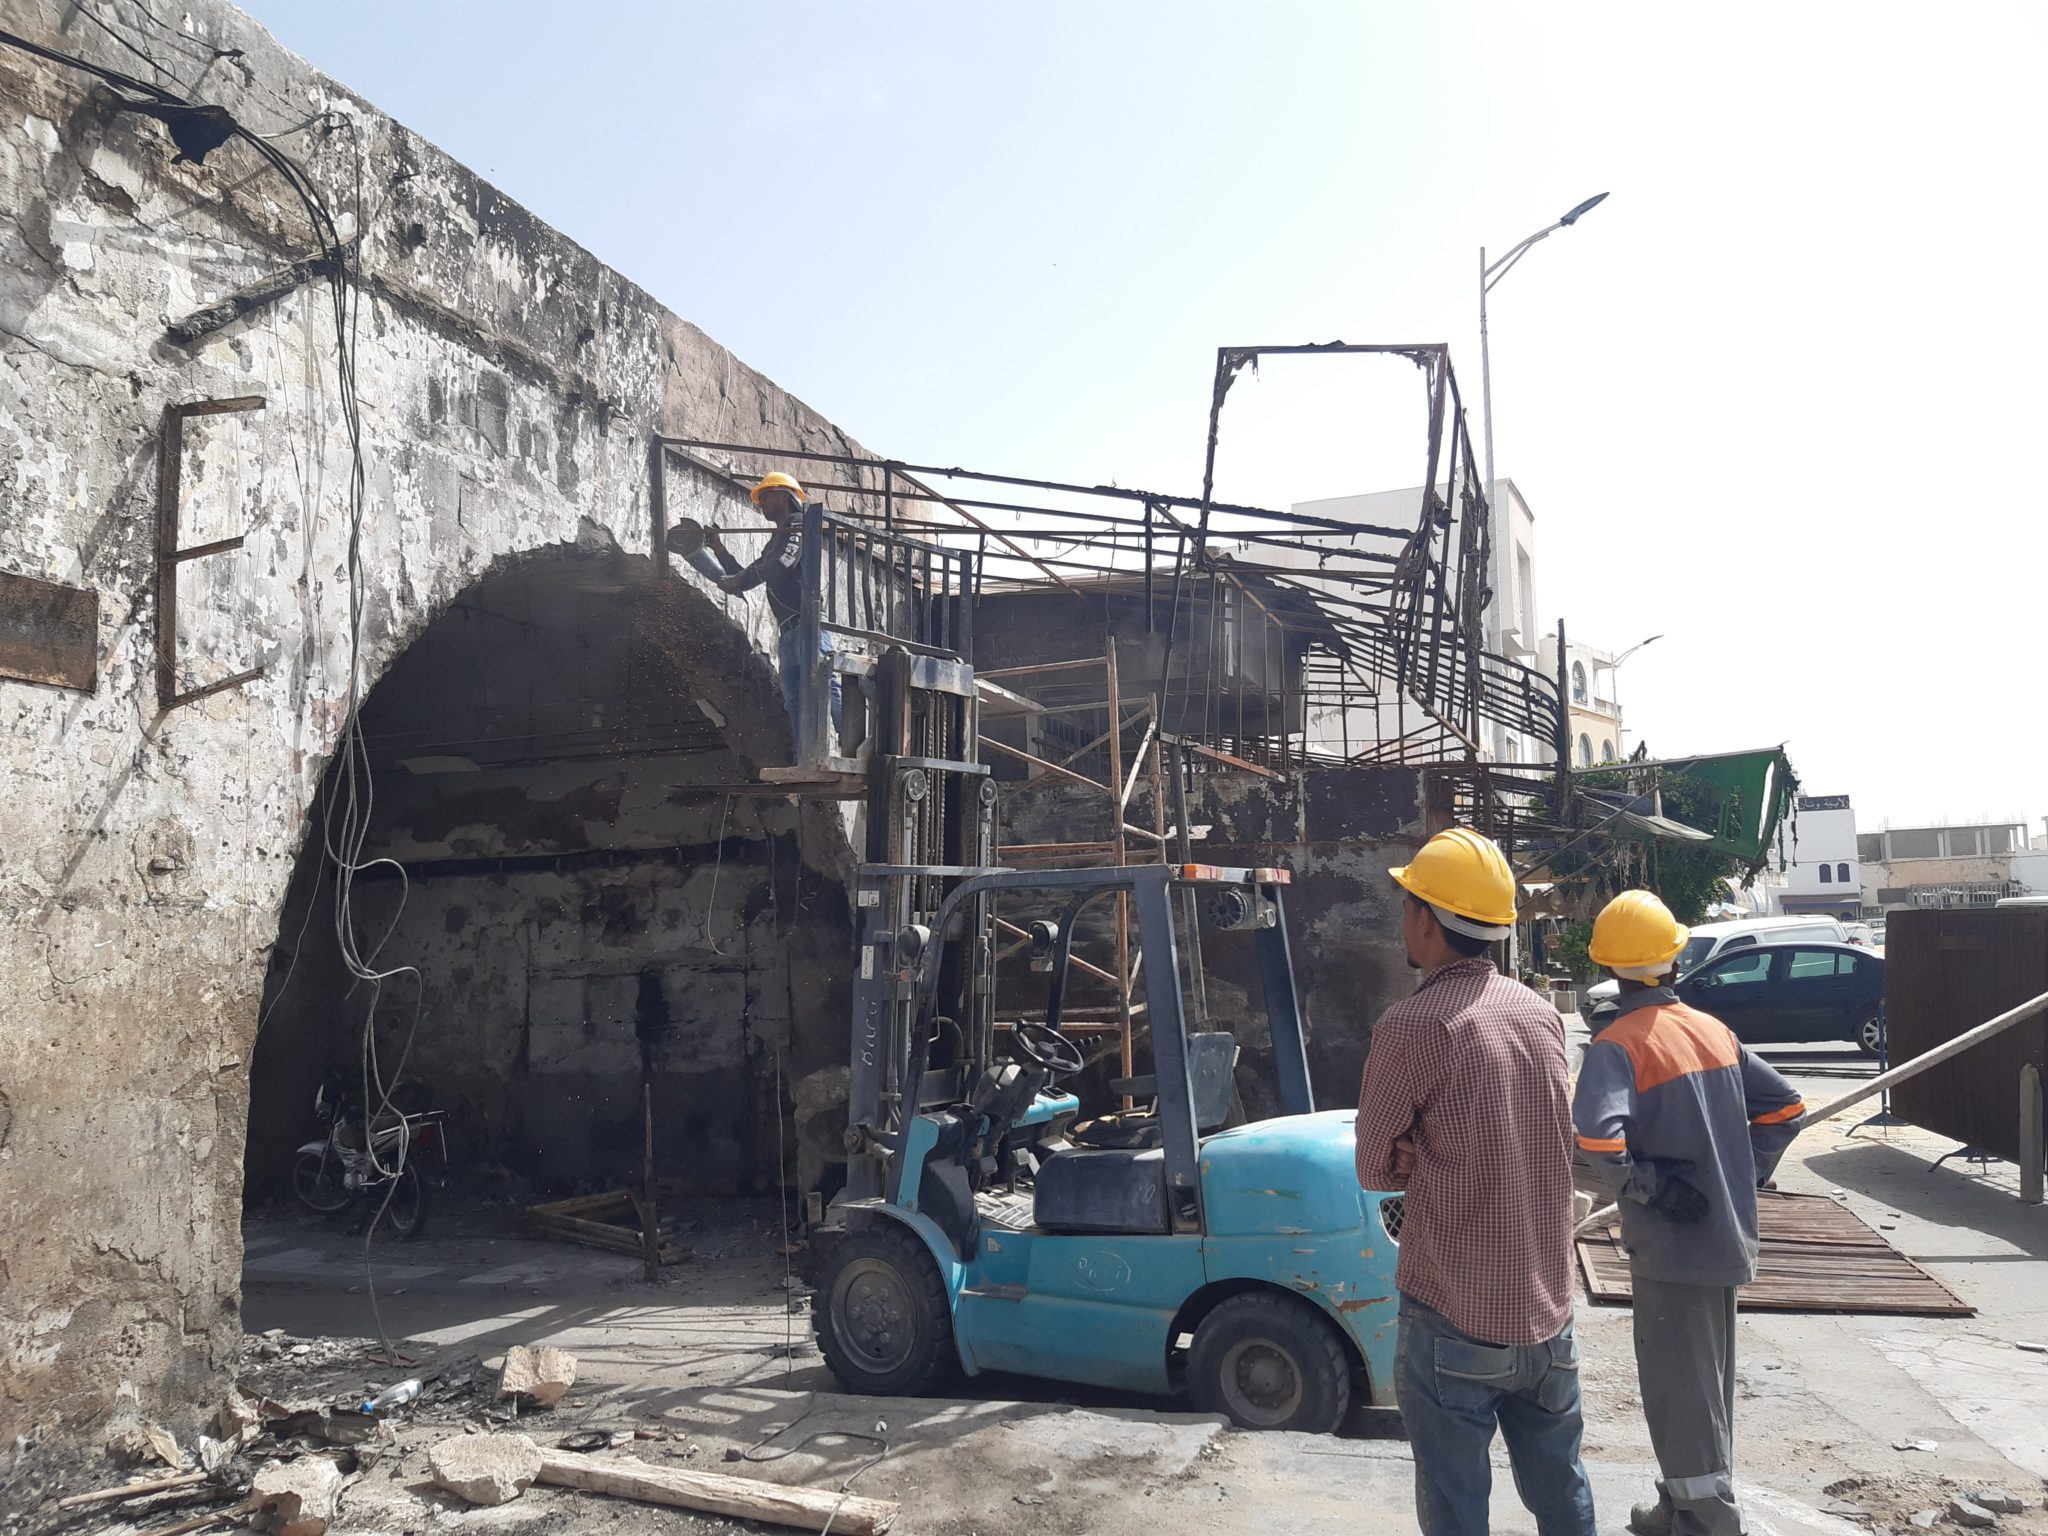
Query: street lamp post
1608 632 1661 755
1478 192 1609 757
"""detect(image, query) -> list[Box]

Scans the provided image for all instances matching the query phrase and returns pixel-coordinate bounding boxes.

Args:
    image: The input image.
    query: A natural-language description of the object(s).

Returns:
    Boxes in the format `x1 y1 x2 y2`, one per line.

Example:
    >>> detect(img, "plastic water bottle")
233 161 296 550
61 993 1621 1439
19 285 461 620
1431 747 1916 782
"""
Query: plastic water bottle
362 1378 421 1414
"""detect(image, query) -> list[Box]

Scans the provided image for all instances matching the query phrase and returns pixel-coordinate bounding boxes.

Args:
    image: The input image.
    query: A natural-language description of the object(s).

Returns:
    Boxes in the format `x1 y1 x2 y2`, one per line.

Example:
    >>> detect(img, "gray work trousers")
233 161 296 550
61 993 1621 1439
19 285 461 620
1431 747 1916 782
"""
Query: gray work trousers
1632 1275 1744 1536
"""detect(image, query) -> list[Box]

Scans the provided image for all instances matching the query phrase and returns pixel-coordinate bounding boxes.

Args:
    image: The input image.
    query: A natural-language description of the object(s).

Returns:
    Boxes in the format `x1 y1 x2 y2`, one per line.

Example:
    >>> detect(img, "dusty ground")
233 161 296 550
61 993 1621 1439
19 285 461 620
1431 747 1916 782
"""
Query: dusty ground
19 1037 2048 1535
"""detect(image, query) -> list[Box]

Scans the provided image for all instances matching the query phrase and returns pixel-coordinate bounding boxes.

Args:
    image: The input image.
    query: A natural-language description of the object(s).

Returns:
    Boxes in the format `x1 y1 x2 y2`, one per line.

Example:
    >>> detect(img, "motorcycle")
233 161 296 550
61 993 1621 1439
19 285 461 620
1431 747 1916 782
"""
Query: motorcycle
291 1078 447 1239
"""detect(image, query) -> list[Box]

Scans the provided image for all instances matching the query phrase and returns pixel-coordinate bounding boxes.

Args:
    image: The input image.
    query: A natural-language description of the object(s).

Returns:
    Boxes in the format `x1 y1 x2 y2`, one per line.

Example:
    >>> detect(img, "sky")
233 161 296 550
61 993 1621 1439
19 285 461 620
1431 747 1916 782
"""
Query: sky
241 0 2048 830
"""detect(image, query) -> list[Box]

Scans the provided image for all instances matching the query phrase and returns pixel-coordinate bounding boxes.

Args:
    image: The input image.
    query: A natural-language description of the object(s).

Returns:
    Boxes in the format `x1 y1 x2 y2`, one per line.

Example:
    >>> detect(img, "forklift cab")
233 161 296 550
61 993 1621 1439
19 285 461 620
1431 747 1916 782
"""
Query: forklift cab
815 860 1405 1433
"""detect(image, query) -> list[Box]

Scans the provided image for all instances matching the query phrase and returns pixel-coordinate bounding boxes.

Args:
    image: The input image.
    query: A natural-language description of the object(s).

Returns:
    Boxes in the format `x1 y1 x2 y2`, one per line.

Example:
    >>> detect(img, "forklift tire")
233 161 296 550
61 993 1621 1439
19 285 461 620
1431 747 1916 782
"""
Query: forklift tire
1188 1291 1351 1433
813 1223 959 1397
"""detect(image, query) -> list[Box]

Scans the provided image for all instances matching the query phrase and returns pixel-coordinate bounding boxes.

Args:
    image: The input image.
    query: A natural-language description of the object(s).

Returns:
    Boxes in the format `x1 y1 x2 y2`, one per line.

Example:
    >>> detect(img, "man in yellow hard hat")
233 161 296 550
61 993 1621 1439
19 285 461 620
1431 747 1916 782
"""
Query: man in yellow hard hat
711 473 839 735
1572 890 1805 1536
1356 826 1596 1536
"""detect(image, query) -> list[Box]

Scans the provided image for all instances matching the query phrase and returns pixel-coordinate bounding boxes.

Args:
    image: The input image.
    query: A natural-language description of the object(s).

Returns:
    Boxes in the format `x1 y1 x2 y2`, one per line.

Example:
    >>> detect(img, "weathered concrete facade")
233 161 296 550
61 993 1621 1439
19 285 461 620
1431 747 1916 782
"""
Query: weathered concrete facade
0 0 869 1446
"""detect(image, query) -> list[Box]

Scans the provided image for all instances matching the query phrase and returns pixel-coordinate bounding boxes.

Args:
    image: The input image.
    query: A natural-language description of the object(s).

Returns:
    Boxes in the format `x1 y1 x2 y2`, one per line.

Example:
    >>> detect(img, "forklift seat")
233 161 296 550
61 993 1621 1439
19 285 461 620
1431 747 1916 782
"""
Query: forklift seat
1032 1033 1239 1234
1067 1031 1239 1151
1032 1145 1169 1235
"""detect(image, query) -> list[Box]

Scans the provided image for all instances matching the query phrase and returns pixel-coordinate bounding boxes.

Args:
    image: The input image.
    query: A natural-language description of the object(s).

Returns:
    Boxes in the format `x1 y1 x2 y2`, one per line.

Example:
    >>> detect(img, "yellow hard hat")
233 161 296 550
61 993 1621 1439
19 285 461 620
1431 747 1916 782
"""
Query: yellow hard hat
1588 889 1689 978
751 472 807 505
1390 827 1517 934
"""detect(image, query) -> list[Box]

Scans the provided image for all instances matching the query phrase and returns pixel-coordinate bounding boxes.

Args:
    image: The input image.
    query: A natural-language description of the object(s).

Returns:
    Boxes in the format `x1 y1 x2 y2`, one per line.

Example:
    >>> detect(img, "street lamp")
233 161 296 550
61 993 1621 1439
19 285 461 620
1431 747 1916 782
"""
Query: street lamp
1477 192 1609 753
1608 632 1660 755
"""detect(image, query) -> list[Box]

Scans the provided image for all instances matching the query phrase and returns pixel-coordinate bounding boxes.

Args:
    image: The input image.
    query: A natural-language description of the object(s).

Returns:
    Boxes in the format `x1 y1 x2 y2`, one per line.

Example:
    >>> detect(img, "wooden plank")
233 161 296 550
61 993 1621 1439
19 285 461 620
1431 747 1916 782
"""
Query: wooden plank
1577 1192 1972 1317
536 1450 896 1535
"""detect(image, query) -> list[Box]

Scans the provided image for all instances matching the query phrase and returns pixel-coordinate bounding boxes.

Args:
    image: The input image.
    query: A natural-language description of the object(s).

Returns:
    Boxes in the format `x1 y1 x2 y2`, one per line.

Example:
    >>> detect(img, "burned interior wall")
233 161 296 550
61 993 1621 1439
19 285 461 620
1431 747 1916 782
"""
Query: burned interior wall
247 558 853 1197
997 762 1427 1110
0 0 874 1449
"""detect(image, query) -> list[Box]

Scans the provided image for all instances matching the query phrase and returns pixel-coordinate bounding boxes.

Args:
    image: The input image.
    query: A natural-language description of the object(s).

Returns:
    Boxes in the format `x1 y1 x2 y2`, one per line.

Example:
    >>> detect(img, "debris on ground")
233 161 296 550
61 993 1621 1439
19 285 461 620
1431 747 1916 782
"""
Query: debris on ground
534 1448 898 1535
1974 1492 2029 1515
1950 1497 1999 1528
1893 1438 1939 1453
249 1456 343 1536
429 1432 543 1506
499 1344 578 1408
525 1191 692 1264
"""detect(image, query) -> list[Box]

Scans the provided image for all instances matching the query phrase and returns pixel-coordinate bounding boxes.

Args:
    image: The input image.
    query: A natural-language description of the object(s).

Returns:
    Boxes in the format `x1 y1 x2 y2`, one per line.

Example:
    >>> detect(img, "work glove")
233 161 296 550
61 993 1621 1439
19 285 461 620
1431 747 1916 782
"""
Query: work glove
1645 1172 1709 1225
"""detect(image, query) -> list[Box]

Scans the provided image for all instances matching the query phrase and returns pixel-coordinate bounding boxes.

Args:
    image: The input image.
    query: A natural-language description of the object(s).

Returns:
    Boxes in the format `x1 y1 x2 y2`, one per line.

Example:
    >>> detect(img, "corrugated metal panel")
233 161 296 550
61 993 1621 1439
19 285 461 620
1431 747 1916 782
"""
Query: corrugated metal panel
1578 1191 1971 1316
1887 908 2048 1161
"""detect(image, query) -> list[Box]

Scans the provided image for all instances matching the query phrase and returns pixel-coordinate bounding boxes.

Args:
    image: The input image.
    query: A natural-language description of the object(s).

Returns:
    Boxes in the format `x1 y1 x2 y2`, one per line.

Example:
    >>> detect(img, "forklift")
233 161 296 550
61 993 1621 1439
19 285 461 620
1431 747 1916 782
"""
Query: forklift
802 647 1409 1433
752 493 1403 1430
812 855 1406 1432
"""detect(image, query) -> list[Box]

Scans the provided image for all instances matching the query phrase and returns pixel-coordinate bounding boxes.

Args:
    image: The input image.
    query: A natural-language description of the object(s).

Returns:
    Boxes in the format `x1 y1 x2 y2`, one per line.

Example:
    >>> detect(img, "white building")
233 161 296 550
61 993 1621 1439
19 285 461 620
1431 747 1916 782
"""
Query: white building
1271 480 1543 763
1774 794 1864 919
1535 633 1627 768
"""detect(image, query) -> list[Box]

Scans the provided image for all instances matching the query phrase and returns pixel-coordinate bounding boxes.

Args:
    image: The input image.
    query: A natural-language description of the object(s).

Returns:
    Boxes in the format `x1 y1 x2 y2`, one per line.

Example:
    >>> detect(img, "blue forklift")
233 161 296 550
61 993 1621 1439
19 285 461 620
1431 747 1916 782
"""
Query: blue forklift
813 856 1405 1432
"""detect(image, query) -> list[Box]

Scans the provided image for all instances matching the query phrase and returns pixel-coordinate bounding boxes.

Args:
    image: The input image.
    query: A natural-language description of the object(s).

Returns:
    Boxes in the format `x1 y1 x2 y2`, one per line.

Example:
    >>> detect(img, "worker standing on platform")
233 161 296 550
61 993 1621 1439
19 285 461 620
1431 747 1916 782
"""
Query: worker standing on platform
1357 826 1597 1536
1572 890 1806 1536
713 472 839 736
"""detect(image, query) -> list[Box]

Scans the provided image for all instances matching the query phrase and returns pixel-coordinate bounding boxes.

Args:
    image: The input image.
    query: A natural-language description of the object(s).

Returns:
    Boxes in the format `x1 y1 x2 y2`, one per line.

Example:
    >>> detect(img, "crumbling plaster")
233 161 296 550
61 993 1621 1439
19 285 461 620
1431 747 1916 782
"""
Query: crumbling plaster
0 0 869 1447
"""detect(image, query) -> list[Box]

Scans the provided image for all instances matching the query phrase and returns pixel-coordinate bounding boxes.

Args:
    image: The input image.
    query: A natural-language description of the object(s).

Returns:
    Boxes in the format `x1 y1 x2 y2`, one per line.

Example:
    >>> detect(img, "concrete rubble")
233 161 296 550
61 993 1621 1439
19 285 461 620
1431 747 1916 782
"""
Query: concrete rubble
499 1345 579 1408
430 1432 542 1506
249 1456 343 1536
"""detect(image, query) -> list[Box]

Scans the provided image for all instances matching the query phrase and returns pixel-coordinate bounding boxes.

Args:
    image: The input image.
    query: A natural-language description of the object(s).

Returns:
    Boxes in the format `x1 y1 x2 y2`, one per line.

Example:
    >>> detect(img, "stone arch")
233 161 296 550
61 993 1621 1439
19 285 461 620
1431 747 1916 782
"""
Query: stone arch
245 533 855 1205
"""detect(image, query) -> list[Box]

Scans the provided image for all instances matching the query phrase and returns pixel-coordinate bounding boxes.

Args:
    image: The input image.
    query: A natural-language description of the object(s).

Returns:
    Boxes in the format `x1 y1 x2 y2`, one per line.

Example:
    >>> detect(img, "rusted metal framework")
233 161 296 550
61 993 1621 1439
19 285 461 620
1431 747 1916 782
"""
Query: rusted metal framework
655 340 1557 772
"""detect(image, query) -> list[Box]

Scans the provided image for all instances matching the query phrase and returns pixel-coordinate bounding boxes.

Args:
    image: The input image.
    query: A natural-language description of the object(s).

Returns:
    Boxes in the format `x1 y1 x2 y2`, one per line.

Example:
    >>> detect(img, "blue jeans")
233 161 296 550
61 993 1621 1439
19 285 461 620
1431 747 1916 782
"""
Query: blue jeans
777 622 842 741
1396 1295 1597 1536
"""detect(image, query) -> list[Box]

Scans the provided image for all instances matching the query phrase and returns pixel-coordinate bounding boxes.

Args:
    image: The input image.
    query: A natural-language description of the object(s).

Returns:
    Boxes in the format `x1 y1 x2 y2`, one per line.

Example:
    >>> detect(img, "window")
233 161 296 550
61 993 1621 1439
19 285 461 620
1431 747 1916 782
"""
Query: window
1819 865 1833 883
1577 733 1593 767
1703 951 1773 987
1601 739 1617 763
1571 661 1588 704
1786 949 1846 980
1837 863 1851 883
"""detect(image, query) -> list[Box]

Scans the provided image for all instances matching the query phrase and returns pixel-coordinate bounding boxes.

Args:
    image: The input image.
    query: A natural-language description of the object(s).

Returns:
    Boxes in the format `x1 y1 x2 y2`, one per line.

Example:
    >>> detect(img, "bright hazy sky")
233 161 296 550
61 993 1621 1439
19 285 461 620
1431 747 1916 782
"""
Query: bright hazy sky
242 1 2048 831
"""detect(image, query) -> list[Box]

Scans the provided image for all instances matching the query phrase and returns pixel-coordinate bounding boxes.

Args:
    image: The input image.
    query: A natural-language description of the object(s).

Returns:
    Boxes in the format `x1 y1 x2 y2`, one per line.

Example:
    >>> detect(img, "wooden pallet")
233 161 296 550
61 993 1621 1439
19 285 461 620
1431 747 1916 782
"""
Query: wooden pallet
1577 1189 1972 1316
525 1190 692 1266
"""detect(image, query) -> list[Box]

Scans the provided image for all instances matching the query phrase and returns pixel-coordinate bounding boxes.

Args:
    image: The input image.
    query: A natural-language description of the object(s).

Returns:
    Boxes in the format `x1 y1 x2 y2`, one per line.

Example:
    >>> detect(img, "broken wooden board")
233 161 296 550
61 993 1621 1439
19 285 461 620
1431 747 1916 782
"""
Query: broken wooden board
524 1192 691 1266
1577 1189 1972 1316
537 1450 895 1534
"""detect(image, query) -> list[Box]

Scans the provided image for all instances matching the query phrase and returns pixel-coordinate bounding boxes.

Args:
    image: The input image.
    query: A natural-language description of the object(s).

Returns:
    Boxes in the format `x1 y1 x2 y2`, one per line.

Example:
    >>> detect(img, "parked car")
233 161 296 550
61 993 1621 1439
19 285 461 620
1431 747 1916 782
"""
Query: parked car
1586 941 1886 1054
1581 915 1850 1010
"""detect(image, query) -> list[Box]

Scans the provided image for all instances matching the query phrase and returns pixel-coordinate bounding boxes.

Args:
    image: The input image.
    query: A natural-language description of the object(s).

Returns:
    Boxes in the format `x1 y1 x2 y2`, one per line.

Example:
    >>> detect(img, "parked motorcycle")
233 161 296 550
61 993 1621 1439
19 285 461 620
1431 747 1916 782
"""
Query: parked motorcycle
291 1078 446 1238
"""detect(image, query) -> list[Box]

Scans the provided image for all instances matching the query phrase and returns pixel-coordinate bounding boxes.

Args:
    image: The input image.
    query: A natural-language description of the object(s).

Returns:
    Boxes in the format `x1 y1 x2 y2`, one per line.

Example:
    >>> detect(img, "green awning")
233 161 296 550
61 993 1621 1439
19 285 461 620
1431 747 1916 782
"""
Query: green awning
1577 746 1798 870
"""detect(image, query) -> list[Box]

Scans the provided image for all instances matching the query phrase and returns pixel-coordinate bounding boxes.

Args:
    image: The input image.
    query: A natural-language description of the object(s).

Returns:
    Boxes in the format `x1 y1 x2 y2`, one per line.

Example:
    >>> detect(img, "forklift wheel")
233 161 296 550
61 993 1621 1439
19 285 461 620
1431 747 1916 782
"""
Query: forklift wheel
814 1223 958 1396
1188 1292 1351 1433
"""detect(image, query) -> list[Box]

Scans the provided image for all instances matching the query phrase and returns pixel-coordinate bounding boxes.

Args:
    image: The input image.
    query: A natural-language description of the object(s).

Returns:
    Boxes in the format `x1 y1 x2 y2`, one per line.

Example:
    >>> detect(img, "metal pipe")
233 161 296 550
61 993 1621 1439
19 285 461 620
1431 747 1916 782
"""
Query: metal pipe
1799 988 2048 1128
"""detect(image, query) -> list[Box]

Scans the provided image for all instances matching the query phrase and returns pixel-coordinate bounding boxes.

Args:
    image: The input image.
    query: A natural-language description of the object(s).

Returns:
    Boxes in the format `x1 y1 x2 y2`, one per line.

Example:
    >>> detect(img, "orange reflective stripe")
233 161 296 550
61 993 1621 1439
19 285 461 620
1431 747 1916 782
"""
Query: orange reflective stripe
1751 1100 1805 1126
1603 1004 1741 1092
1577 1134 1627 1153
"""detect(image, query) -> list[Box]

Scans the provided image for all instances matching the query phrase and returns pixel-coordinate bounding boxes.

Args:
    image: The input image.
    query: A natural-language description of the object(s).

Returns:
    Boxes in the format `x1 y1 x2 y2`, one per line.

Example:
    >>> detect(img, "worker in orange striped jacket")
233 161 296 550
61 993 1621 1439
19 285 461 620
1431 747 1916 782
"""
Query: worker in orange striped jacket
1571 891 1806 1536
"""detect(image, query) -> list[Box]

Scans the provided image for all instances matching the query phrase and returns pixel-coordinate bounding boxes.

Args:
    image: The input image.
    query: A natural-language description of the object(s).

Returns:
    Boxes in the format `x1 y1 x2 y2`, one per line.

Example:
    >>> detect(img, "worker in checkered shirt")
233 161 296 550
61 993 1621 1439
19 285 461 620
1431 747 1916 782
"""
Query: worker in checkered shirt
1573 890 1805 1536
1356 827 1597 1536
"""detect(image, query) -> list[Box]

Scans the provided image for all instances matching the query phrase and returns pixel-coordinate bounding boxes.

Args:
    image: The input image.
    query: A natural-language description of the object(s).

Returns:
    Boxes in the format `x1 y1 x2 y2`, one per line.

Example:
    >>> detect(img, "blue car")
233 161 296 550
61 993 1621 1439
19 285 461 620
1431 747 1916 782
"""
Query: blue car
1587 941 1886 1055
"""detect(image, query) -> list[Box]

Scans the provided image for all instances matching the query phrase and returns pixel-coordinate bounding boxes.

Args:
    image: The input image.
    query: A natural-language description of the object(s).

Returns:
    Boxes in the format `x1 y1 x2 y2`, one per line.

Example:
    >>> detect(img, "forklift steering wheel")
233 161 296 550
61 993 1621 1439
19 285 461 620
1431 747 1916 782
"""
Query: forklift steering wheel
1010 1022 1086 1078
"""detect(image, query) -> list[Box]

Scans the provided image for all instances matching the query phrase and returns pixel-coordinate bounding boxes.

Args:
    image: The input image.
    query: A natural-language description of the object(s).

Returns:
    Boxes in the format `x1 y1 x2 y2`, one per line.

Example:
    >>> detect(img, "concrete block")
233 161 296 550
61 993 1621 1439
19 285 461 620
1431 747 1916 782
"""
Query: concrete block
250 1456 344 1536
430 1432 542 1505
500 1345 578 1407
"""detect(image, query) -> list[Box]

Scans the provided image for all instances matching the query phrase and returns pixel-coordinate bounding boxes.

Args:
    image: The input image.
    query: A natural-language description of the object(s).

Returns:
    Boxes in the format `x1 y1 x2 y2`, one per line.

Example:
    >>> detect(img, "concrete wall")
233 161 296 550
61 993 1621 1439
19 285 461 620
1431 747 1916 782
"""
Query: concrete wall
0 0 872 1447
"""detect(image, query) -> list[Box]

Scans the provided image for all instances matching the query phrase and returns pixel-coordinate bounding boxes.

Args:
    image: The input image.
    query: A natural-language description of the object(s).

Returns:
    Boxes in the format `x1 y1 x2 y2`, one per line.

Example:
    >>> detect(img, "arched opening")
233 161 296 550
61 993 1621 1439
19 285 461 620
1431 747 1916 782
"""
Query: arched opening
245 539 855 1210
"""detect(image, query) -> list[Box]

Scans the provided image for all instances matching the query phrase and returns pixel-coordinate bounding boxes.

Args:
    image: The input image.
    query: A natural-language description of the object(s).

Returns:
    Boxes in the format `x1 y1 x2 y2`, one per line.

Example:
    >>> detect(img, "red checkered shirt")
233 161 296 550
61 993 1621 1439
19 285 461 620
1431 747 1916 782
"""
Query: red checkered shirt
1355 958 1576 1345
